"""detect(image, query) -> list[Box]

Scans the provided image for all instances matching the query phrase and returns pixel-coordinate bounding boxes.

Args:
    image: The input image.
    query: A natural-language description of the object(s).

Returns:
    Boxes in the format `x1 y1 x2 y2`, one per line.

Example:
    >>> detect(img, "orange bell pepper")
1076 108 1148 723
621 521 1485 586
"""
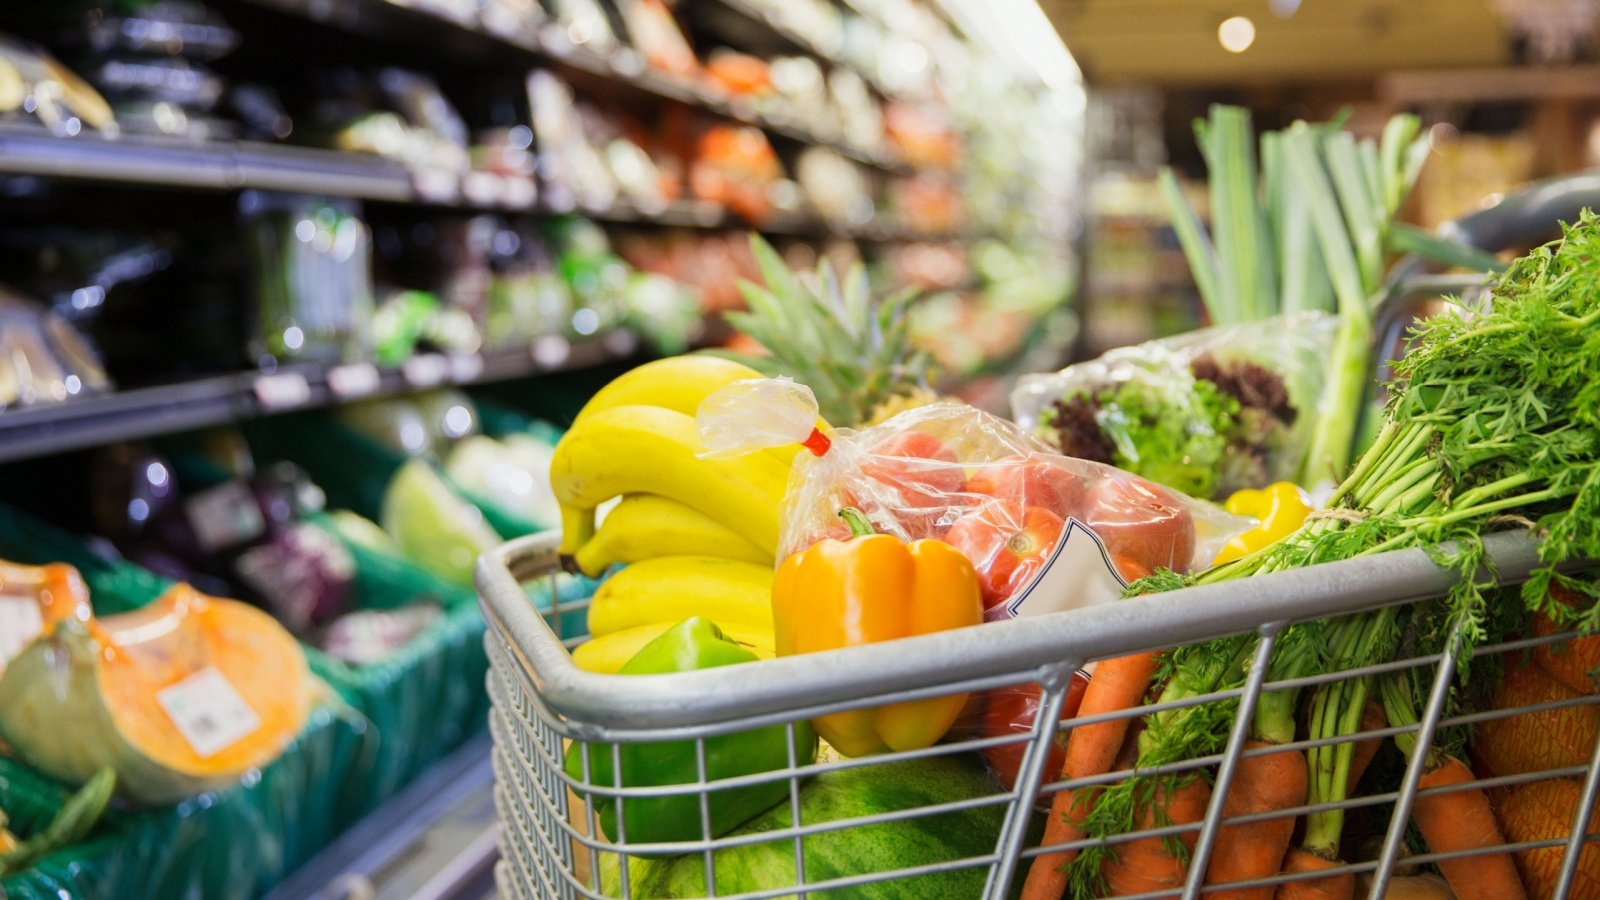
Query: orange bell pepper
771 508 983 757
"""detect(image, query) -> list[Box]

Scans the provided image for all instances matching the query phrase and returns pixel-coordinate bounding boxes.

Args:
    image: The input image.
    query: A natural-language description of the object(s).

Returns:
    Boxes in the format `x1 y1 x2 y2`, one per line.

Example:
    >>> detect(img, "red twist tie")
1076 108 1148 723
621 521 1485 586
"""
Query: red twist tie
802 428 832 457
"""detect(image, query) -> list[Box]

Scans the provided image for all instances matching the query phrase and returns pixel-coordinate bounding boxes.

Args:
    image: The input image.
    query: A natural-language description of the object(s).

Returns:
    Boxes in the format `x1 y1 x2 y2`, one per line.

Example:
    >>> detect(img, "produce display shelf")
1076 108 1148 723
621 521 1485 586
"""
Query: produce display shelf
236 0 915 175
707 0 900 100
0 125 416 201
571 196 977 242
0 335 631 465
0 124 973 241
263 733 497 900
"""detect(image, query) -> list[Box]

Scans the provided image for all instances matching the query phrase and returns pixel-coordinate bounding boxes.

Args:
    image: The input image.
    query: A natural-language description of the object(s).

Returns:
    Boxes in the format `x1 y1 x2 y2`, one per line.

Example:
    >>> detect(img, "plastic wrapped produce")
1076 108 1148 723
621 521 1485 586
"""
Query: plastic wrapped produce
1011 312 1338 500
700 380 1245 617
0 289 111 410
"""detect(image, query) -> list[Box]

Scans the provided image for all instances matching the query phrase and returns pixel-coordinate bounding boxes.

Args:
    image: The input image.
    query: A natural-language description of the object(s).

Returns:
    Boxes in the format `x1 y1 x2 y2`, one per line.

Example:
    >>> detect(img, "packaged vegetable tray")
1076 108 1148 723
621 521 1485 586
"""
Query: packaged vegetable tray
241 405 597 636
0 508 374 900
1010 312 1338 500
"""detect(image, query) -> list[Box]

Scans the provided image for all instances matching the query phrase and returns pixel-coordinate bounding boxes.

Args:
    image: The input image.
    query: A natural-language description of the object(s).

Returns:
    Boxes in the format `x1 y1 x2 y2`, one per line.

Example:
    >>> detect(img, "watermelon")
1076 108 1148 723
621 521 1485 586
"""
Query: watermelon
602 753 1035 898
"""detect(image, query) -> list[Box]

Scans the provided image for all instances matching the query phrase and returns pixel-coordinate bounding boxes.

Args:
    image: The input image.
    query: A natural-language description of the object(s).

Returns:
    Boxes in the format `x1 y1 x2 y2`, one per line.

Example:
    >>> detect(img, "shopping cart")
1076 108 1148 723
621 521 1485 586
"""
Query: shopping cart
480 529 1598 899
478 175 1600 899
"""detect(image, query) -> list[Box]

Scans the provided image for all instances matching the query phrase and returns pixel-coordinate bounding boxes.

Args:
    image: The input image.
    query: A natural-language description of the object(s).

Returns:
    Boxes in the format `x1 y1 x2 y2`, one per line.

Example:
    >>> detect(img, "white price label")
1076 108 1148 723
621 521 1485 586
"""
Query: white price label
999 518 1128 623
413 168 460 203
327 362 380 399
157 667 262 759
448 354 484 383
185 480 267 555
531 336 570 368
603 330 638 357
502 177 537 210
403 354 449 388
254 372 311 410
461 170 500 207
0 595 44 666
538 25 573 56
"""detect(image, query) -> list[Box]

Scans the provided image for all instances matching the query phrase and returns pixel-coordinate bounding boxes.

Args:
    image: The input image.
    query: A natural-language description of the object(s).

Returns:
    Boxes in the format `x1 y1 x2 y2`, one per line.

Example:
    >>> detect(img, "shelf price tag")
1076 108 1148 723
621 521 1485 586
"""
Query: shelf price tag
532 336 570 368
157 667 262 759
448 353 484 383
0 595 44 666
403 354 449 388
413 168 461 203
603 330 639 357
461 171 500 207
185 480 267 555
501 176 537 210
327 362 380 399
254 372 311 410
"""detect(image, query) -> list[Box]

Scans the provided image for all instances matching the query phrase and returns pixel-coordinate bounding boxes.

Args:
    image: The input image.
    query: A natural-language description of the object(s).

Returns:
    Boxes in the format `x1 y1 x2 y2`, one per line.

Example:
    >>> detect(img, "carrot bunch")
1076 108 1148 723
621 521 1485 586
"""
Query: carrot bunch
1020 217 1600 898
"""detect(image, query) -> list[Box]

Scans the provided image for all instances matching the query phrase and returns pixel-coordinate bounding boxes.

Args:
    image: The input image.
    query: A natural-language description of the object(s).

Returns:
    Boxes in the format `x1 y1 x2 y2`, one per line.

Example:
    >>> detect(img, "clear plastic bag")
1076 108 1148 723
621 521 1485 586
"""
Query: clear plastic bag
701 386 1248 793
1010 312 1338 500
778 400 1245 601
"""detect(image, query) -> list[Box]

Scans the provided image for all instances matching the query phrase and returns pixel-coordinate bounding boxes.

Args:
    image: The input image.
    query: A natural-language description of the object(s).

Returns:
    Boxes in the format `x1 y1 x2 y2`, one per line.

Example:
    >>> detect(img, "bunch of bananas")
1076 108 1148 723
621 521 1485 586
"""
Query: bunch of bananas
552 356 807 674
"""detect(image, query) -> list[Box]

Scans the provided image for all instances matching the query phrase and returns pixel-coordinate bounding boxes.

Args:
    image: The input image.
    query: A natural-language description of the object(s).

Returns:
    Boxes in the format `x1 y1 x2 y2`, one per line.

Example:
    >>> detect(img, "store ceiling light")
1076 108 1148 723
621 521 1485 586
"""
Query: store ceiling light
1269 0 1302 17
1218 16 1256 53
936 0 1082 89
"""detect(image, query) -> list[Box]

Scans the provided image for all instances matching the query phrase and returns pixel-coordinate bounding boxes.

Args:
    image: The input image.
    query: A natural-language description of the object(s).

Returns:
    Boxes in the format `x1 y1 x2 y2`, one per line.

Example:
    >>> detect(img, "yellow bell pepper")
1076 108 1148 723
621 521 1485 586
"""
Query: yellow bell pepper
771 509 983 757
1213 482 1313 565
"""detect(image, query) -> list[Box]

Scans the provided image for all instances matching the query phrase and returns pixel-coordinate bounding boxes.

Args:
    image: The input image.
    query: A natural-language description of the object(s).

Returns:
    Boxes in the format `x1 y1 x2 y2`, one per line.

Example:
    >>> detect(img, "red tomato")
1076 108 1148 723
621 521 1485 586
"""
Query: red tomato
964 456 1087 520
848 431 966 537
944 499 1065 609
1111 555 1152 585
1082 475 1196 575
981 672 1090 796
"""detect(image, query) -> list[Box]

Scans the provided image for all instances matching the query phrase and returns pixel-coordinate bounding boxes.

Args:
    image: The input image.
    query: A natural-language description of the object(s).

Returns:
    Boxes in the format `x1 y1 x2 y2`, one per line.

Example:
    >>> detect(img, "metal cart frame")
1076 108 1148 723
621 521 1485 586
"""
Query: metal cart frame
480 530 1599 898
480 174 1600 899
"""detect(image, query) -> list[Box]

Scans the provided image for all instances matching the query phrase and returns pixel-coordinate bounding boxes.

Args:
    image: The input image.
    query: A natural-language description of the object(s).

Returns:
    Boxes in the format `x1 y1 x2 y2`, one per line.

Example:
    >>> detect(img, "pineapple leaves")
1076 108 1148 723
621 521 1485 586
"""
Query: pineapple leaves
722 234 929 426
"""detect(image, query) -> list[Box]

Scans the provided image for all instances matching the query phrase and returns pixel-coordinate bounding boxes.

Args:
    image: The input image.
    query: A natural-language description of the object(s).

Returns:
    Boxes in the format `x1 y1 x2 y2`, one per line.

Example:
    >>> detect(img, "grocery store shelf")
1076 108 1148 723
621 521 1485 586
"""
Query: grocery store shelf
572 196 975 241
707 0 899 100
265 733 497 900
0 335 633 465
237 0 912 174
0 125 416 201
0 123 971 241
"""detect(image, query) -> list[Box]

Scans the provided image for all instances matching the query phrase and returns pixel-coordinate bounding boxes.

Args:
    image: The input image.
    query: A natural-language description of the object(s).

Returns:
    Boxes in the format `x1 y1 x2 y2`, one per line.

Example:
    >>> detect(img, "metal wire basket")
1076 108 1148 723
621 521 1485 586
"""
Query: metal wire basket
478 526 1600 899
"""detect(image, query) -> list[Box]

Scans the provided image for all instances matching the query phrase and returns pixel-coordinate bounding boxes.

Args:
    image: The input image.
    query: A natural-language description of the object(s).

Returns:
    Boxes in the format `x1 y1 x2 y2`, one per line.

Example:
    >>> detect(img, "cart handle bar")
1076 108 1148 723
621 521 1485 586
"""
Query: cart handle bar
477 529 1553 732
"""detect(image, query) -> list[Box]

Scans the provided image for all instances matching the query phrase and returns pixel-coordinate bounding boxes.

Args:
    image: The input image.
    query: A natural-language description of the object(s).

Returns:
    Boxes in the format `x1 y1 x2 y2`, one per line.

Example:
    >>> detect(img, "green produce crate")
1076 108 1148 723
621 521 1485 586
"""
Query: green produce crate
0 507 374 897
240 409 598 638
0 504 500 820
306 521 490 810
240 408 553 538
0 756 127 900
0 679 370 900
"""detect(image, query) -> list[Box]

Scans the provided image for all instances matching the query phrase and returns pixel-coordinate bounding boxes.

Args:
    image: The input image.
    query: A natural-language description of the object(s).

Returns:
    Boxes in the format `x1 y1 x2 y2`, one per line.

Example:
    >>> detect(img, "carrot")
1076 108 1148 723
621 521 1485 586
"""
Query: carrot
1273 848 1354 900
1204 740 1308 900
1021 651 1161 900
1346 701 1386 790
1101 777 1212 896
1410 756 1527 900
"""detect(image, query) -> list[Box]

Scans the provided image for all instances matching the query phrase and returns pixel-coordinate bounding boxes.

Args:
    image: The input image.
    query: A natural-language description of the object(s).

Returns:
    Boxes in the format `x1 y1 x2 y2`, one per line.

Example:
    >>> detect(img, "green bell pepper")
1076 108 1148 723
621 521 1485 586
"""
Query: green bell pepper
563 617 816 846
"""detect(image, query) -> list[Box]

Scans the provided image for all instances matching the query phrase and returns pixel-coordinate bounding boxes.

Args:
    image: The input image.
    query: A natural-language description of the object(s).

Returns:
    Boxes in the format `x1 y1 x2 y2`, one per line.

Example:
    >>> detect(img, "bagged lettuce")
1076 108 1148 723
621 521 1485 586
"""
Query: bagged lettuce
1010 312 1336 500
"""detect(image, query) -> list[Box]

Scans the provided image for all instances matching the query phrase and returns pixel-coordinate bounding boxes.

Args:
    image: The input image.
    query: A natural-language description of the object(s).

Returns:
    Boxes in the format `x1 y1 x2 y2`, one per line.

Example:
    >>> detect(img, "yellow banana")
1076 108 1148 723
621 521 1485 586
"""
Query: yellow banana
572 620 774 674
586 556 773 636
551 405 787 556
572 356 766 425
574 494 773 577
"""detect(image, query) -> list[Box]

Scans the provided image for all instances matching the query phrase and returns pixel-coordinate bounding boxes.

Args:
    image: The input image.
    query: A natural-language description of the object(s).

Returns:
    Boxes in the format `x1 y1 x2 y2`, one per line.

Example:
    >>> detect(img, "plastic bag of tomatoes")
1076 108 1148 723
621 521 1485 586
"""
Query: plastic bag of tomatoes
775 399 1250 795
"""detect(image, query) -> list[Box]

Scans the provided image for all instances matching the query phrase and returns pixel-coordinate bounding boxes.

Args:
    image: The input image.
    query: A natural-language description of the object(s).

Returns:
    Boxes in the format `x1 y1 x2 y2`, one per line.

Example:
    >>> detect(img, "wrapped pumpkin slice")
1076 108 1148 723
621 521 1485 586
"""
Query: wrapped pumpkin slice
0 582 310 805
0 561 92 676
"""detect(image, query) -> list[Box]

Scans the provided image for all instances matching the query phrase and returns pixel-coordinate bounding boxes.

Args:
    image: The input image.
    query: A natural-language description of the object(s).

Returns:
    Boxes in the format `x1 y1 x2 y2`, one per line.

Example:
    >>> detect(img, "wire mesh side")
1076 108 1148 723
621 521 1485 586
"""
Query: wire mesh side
481 532 1600 899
